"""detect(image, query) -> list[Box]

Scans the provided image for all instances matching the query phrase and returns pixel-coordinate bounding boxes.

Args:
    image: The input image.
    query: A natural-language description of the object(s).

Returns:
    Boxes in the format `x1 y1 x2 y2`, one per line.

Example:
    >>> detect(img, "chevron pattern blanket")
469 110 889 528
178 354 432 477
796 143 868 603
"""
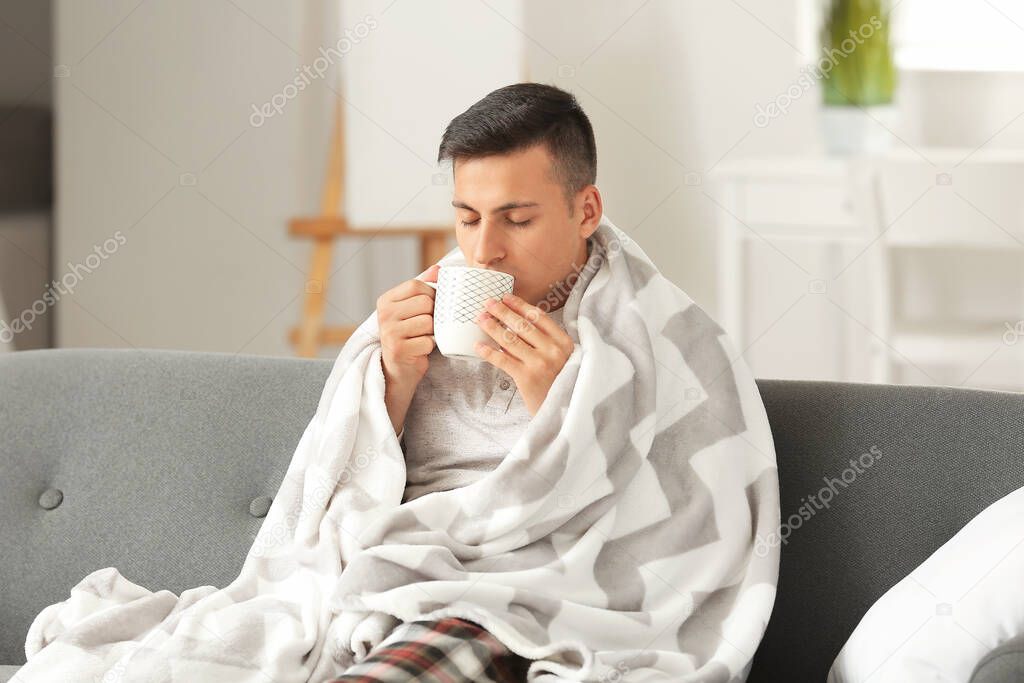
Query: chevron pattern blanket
20 215 780 682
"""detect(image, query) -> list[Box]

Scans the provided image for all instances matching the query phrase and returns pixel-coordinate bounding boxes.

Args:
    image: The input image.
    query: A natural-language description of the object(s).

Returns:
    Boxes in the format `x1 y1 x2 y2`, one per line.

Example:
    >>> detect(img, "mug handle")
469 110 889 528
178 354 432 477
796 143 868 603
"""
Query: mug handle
422 282 438 290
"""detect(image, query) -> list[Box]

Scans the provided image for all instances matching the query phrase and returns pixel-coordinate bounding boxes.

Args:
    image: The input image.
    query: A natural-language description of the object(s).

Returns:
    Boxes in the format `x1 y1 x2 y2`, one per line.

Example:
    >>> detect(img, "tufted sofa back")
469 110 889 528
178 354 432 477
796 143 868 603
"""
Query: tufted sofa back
2 348 1024 680
0 348 332 665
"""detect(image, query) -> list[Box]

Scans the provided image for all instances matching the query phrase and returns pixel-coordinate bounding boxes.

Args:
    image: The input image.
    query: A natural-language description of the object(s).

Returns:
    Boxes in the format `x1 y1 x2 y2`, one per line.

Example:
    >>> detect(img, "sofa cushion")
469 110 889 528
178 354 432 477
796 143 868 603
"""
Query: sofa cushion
971 633 1024 682
827 485 1024 682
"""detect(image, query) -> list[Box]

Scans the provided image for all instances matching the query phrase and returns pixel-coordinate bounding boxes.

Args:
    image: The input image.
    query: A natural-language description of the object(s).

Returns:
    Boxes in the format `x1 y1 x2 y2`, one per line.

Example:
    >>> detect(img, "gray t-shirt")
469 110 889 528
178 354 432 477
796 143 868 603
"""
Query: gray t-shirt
399 304 567 503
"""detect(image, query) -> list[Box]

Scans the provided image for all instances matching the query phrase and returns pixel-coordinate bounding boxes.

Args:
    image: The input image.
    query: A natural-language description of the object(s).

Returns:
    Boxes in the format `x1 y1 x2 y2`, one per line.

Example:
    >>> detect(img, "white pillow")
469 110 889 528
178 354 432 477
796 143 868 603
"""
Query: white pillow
827 484 1024 683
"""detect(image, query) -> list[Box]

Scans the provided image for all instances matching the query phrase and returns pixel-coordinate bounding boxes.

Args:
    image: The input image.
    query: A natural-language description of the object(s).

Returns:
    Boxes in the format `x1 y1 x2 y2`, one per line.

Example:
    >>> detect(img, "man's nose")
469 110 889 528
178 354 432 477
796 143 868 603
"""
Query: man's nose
472 220 506 268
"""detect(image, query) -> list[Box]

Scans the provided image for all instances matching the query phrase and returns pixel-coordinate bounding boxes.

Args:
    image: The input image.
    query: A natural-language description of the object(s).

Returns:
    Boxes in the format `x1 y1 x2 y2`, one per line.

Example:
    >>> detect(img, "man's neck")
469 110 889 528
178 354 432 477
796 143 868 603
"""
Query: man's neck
546 237 592 312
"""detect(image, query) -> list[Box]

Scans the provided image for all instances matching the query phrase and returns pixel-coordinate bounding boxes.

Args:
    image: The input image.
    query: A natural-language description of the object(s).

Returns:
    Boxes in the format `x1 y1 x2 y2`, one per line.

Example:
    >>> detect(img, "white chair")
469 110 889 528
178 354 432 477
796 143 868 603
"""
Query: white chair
849 152 1024 389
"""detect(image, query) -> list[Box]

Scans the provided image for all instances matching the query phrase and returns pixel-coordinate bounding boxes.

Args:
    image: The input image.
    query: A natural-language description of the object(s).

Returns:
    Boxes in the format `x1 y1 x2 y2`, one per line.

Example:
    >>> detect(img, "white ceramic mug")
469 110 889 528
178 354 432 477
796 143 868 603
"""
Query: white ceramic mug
423 266 515 359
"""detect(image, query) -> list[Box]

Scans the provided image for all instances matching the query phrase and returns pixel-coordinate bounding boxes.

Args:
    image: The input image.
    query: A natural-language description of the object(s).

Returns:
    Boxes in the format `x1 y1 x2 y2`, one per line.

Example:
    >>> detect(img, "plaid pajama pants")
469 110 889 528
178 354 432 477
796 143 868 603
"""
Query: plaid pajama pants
327 616 532 683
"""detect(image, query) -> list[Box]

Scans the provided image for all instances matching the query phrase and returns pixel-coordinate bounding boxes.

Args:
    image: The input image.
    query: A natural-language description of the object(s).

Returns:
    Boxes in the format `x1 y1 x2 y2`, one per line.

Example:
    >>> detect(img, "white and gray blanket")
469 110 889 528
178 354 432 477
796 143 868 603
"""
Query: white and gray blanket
19 214 781 682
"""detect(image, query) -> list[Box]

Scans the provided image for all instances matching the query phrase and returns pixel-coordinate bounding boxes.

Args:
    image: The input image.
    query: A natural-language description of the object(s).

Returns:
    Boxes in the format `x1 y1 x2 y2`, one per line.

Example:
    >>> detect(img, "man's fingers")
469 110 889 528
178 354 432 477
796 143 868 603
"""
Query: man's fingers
396 313 433 338
388 294 434 323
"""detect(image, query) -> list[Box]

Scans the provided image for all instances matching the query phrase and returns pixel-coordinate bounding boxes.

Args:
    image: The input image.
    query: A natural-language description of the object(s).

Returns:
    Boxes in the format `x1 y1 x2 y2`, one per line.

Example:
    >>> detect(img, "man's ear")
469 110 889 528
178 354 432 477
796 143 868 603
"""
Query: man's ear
576 185 603 239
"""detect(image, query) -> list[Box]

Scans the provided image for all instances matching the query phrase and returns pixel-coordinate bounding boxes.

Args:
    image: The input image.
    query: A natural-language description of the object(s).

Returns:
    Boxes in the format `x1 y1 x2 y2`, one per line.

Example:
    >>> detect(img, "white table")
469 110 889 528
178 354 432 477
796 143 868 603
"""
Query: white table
709 149 1024 390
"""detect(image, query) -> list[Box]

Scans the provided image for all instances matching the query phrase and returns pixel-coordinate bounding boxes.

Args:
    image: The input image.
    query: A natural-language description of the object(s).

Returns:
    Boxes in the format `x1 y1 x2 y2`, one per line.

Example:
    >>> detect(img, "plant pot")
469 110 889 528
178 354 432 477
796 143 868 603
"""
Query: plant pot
820 104 900 155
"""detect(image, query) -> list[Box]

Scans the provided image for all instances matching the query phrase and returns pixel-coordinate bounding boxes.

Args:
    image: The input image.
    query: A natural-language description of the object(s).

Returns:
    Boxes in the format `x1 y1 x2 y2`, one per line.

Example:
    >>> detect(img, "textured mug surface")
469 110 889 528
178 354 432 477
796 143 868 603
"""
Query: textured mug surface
424 266 514 358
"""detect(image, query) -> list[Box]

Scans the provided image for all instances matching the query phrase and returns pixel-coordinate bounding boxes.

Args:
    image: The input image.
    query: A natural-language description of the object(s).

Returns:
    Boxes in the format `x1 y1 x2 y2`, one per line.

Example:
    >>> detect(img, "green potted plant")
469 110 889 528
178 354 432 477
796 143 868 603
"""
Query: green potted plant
819 0 898 154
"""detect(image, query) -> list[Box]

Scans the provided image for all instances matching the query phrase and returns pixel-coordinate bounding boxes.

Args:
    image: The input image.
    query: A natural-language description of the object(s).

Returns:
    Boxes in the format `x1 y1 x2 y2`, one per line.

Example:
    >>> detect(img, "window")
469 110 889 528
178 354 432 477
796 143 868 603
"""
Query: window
797 0 1024 72
893 0 1024 71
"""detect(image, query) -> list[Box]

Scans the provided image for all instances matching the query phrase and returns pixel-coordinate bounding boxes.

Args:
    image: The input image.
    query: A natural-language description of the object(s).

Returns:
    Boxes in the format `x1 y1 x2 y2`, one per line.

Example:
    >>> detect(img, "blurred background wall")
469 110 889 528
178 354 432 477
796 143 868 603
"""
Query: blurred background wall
3 0 1024 392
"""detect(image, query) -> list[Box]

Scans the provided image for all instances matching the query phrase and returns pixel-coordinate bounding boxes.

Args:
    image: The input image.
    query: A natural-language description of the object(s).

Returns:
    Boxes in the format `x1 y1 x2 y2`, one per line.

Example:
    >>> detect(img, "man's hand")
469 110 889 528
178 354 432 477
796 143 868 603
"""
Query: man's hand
377 264 439 435
378 264 439 381
474 293 574 416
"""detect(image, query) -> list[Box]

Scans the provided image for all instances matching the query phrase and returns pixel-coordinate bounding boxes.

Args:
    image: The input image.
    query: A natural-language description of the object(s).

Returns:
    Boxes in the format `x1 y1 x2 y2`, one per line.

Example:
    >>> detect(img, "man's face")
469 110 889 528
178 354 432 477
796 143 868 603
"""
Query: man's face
450 143 600 311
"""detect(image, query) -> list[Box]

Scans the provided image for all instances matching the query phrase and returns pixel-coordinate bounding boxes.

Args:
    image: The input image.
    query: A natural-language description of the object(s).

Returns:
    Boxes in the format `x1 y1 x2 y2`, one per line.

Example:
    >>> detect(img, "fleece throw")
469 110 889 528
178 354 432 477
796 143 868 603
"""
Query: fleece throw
19 214 781 682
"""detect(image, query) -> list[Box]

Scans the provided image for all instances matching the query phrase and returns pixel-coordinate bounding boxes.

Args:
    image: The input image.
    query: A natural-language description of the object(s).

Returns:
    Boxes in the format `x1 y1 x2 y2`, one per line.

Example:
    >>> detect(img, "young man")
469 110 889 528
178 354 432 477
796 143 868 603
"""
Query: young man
377 82 603 505
338 82 603 681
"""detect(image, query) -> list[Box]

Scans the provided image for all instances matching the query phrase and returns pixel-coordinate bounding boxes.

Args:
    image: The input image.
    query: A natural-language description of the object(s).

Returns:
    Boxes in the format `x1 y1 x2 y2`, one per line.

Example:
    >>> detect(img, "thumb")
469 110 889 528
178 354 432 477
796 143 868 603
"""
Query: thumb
417 263 441 282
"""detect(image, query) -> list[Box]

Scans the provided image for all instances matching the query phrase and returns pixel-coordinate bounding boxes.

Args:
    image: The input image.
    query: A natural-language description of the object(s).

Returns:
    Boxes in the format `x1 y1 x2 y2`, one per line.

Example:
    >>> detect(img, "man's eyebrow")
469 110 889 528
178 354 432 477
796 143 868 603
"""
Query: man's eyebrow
451 200 540 213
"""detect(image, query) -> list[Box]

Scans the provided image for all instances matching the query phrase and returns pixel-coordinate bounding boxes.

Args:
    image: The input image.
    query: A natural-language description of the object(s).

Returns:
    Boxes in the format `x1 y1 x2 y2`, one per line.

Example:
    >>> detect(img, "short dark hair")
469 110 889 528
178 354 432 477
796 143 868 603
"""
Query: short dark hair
437 82 597 213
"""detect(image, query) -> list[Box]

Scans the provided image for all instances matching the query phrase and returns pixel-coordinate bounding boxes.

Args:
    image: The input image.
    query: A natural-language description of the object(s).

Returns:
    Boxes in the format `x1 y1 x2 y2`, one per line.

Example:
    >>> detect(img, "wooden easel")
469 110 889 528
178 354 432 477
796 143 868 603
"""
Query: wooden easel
289 98 453 358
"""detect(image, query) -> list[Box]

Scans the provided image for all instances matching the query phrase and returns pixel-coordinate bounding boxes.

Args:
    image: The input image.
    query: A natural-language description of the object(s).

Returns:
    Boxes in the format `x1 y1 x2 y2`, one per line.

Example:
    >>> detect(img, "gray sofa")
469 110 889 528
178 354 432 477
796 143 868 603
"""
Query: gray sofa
2 348 1023 682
